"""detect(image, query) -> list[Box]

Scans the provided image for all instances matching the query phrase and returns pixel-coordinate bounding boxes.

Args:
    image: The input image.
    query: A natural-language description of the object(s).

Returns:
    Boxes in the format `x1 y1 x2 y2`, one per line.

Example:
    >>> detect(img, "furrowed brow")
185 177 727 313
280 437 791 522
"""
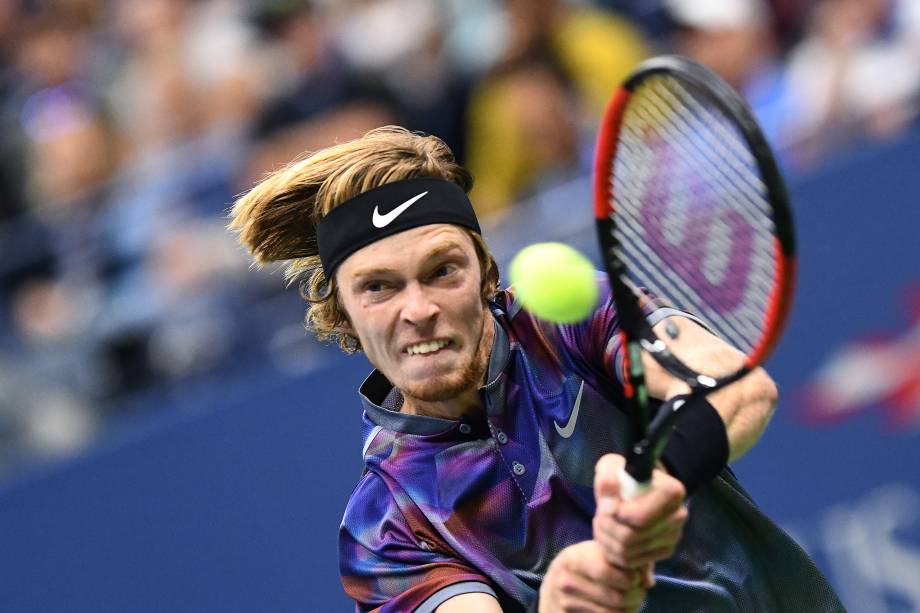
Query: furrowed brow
348 242 469 282
422 241 467 262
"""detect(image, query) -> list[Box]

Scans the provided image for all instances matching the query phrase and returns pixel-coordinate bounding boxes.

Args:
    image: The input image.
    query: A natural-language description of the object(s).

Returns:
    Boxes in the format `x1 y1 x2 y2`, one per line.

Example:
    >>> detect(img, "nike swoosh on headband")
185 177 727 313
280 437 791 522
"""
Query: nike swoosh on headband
372 191 429 228
554 380 585 439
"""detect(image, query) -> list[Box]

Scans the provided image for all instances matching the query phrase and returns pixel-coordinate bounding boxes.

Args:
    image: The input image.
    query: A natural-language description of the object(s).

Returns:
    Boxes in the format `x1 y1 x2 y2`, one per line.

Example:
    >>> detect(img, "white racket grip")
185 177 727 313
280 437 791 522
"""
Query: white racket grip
619 466 651 500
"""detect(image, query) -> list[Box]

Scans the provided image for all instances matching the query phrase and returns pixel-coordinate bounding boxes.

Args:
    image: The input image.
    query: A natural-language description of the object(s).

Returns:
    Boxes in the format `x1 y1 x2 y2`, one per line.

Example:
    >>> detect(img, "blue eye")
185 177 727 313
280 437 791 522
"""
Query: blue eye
434 264 456 278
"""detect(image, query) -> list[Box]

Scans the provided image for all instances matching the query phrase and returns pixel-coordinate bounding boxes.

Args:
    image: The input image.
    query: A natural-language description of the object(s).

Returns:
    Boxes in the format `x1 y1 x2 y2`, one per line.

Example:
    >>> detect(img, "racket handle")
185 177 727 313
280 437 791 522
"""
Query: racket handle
619 466 651 500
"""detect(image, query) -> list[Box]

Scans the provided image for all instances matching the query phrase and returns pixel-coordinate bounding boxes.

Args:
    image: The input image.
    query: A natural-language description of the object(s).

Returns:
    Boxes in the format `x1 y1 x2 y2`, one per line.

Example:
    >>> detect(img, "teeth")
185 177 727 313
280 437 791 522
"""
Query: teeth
407 339 450 355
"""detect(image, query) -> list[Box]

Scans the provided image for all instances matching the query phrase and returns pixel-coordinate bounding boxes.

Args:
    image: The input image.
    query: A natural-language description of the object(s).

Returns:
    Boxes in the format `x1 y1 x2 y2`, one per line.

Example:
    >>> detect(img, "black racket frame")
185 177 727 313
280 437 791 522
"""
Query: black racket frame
593 55 796 484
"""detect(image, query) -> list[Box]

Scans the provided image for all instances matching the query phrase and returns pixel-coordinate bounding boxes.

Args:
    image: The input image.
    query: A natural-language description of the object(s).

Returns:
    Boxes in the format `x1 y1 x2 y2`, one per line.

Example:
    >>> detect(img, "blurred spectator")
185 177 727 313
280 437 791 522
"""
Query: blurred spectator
328 0 470 152
246 0 475 181
1 0 919 483
784 0 920 164
466 52 580 218
0 0 28 224
465 0 649 217
3 6 118 358
664 0 805 161
107 0 264 154
244 0 396 182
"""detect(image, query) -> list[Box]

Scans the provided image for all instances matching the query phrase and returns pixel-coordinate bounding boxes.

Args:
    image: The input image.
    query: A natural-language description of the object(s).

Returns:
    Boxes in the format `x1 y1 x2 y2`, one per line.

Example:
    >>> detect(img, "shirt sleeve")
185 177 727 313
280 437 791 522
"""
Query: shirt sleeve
549 274 705 388
339 472 497 613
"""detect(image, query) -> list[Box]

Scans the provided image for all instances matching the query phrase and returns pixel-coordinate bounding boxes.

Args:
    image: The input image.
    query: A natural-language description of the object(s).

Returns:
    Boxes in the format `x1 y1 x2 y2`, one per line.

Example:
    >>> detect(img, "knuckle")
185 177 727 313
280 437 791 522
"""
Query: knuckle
606 589 625 606
583 564 603 583
560 544 579 562
606 538 627 559
627 508 652 529
594 454 624 484
593 515 609 536
594 534 613 557
675 506 689 523
595 453 621 472
666 477 687 500
559 595 579 612
558 577 578 595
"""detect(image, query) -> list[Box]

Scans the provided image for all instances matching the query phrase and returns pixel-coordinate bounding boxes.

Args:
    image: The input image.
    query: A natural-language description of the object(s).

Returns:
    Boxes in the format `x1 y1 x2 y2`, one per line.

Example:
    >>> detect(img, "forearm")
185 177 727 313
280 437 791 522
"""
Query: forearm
703 366 777 461
648 317 779 462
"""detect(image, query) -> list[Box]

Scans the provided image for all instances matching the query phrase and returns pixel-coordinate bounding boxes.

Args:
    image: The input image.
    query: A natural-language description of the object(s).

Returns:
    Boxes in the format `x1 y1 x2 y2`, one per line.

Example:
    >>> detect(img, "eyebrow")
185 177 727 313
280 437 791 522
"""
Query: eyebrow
349 241 468 279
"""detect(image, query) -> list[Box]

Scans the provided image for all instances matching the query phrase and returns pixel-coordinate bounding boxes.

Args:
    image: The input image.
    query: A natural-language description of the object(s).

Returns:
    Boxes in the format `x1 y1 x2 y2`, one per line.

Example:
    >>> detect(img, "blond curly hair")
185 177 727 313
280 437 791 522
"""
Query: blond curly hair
229 126 500 353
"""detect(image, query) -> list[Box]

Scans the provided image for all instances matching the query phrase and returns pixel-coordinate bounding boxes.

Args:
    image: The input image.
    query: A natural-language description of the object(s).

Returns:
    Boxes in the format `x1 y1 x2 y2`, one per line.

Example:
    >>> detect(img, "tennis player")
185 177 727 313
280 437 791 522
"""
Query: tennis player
230 127 844 612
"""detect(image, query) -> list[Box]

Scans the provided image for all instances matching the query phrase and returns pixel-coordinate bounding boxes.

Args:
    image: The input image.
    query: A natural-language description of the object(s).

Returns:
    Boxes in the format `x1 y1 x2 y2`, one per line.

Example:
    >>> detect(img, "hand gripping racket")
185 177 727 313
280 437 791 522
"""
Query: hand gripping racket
592 56 796 499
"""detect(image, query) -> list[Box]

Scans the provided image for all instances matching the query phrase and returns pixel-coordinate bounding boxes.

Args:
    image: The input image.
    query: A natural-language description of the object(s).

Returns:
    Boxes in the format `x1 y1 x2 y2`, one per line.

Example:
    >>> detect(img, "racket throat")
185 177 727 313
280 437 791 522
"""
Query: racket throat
624 395 688 484
625 439 657 484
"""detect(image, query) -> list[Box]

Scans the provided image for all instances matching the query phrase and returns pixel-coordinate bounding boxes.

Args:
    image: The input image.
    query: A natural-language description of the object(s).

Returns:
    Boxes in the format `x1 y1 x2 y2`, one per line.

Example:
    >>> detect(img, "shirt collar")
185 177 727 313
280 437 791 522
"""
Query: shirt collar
358 313 511 434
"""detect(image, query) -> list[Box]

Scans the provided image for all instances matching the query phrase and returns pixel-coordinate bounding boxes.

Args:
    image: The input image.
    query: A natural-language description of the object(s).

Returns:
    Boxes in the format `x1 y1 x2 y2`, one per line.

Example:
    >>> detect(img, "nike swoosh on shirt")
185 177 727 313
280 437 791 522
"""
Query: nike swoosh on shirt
554 380 584 439
372 191 429 228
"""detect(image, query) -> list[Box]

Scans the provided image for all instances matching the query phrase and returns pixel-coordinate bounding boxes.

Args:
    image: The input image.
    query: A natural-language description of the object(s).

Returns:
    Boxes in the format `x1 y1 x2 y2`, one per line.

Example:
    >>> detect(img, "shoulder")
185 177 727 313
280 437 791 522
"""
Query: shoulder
341 467 432 547
341 470 400 534
492 275 618 358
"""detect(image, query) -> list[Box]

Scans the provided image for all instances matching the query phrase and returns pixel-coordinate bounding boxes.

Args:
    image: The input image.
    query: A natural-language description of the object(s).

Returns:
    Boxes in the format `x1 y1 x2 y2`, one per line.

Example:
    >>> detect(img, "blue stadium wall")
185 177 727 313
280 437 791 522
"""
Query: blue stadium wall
2 128 920 612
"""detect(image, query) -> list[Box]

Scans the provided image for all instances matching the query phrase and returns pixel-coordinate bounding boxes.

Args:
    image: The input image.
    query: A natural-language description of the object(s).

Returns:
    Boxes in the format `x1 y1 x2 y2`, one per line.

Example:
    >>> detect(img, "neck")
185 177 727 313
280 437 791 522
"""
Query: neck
400 386 484 421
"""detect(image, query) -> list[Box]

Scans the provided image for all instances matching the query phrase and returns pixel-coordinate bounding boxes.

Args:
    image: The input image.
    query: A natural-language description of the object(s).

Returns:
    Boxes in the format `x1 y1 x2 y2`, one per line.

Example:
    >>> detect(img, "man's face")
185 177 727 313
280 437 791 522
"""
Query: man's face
336 224 492 403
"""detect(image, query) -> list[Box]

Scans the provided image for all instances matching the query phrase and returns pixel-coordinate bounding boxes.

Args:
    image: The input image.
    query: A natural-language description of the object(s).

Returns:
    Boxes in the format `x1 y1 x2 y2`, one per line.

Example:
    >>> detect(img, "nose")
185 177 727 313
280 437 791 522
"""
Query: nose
400 281 440 326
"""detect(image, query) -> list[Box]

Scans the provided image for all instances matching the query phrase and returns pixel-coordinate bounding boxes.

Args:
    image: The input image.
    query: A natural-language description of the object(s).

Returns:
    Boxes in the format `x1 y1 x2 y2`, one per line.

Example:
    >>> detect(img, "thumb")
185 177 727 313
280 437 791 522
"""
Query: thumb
594 453 626 514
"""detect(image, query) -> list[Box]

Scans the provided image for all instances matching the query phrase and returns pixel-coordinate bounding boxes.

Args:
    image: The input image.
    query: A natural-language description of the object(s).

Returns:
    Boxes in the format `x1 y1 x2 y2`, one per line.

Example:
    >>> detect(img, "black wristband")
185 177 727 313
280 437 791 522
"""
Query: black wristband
659 395 729 495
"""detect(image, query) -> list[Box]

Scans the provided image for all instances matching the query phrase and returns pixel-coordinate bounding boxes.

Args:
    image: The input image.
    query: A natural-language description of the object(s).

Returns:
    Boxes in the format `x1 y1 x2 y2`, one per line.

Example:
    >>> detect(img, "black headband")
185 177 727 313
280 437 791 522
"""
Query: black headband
316 177 481 277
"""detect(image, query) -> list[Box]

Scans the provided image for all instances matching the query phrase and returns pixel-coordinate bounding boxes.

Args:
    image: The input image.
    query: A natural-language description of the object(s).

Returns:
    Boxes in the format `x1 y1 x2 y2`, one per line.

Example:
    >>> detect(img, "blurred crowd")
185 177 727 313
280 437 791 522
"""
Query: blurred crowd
0 0 918 479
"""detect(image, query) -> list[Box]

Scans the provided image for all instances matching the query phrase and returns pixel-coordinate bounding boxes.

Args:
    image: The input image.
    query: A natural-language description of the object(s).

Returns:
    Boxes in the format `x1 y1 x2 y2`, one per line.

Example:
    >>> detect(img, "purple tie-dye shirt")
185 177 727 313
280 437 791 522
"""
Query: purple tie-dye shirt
339 277 843 613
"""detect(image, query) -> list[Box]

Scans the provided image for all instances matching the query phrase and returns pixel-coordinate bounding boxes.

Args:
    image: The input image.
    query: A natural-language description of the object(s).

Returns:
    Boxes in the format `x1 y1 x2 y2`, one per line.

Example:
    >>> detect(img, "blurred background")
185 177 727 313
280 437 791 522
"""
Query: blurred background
0 0 918 611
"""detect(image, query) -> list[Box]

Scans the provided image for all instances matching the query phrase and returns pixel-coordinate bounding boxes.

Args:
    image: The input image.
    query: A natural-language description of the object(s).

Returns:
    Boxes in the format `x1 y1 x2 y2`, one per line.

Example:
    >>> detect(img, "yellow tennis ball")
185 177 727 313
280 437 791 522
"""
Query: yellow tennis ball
509 242 599 323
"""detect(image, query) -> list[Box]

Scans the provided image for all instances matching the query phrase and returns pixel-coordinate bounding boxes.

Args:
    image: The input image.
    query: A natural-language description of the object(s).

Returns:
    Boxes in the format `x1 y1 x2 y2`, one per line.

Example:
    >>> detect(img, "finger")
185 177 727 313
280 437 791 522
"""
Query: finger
592 514 637 568
594 454 625 500
558 567 642 612
614 472 686 530
625 512 686 552
595 534 679 571
594 522 683 568
631 504 688 543
641 563 656 589
621 544 678 568
594 504 687 551
593 506 686 564
614 507 687 559
565 541 642 592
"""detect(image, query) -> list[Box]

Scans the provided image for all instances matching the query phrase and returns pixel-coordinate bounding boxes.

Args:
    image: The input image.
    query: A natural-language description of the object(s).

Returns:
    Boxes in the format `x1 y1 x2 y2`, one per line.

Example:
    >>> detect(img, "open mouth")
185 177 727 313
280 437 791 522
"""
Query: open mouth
405 339 452 356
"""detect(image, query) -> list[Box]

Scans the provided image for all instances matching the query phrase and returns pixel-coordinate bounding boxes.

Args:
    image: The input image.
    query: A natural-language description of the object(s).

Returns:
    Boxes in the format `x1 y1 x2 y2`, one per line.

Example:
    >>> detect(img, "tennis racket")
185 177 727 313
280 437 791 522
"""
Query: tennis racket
592 56 796 499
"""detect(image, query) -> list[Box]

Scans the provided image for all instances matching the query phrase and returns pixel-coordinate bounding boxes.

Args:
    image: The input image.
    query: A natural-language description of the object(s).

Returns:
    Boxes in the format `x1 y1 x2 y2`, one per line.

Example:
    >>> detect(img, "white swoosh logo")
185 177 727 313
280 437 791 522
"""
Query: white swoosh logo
554 380 584 439
372 191 429 228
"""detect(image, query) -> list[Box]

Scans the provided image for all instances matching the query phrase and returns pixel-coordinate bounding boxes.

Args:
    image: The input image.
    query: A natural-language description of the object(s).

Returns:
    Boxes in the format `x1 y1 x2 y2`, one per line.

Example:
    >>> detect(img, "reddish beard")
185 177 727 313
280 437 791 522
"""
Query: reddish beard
400 313 493 403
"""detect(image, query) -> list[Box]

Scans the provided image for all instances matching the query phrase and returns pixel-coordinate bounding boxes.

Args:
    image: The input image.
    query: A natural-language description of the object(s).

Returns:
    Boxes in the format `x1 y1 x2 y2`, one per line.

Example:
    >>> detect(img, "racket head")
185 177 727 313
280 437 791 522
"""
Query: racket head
593 55 796 381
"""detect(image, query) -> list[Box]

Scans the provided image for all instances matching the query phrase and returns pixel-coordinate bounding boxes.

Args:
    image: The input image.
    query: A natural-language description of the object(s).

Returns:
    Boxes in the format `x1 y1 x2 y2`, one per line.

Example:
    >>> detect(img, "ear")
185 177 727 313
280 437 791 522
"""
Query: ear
334 320 356 337
336 326 361 354
332 295 358 340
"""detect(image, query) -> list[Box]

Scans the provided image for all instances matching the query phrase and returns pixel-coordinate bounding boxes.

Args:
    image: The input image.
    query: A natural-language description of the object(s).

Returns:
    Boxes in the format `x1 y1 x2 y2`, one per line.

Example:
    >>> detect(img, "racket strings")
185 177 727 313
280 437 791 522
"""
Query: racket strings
656 81 767 201
610 162 769 349
611 205 760 353
622 85 773 232
615 119 772 351
611 75 780 356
